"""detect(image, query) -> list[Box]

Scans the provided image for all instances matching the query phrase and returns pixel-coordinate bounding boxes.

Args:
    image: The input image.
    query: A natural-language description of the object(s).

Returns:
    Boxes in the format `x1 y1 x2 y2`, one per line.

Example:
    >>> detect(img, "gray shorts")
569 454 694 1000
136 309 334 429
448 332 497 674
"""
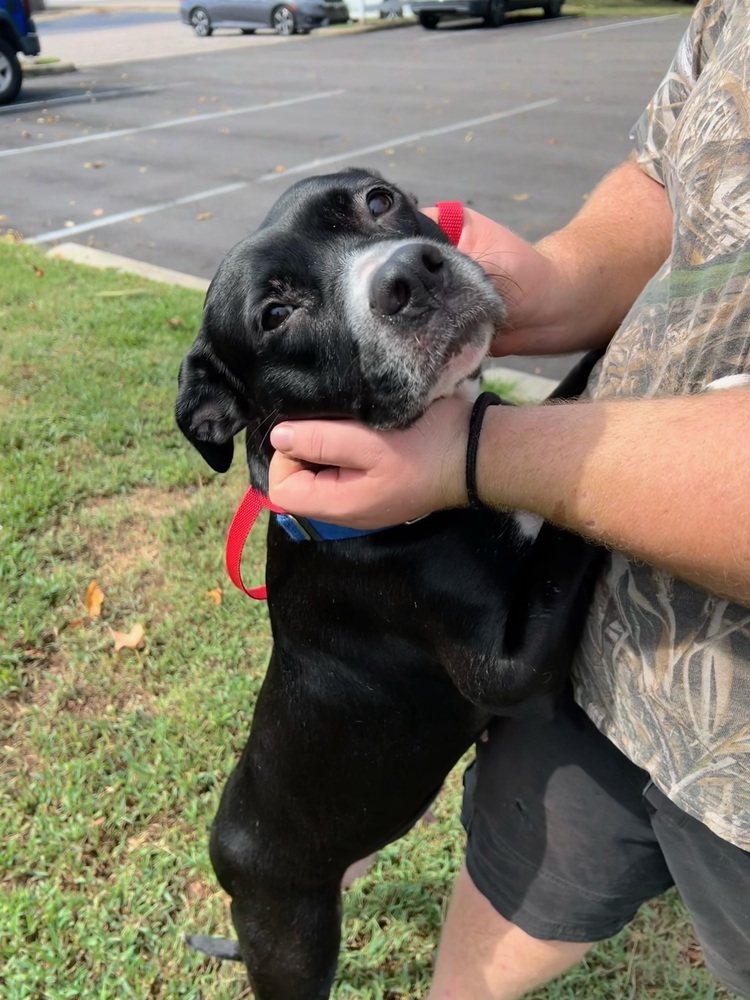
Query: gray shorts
460 693 750 997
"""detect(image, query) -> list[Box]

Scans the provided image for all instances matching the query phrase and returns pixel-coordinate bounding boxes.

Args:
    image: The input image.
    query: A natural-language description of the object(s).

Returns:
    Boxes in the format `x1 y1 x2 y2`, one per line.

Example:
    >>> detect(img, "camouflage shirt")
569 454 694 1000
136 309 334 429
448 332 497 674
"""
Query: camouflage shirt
573 0 750 849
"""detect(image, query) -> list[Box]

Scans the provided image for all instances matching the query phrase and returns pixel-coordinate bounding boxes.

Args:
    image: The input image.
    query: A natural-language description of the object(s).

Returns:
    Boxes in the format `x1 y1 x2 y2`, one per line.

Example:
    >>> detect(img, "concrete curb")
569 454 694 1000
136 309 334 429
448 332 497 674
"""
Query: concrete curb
46 243 209 292
22 59 77 77
45 243 557 399
314 17 416 36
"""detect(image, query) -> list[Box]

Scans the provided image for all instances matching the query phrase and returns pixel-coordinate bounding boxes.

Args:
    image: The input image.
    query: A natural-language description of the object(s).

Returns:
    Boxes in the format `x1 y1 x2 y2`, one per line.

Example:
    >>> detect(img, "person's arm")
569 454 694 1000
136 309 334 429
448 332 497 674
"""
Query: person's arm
471 390 750 604
268 387 750 605
423 157 673 357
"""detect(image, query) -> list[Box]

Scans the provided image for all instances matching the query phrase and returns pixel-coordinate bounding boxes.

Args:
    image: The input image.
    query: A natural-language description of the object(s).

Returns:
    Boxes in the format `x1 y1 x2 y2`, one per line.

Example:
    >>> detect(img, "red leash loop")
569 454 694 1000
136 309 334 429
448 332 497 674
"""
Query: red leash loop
225 488 285 600
436 201 464 247
225 202 464 600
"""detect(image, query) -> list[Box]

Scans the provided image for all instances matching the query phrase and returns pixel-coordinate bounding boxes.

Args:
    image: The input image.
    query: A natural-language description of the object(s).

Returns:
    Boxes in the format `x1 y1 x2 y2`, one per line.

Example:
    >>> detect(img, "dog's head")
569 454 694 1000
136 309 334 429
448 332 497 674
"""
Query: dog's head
176 168 505 487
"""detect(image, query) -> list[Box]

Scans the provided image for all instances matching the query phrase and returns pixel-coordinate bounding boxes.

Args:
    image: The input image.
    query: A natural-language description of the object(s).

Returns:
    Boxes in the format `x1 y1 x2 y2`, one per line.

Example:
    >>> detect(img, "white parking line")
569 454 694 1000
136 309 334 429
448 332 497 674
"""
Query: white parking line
0 82 189 116
0 90 345 159
536 14 679 42
24 97 559 242
258 97 559 182
25 181 247 244
417 12 679 42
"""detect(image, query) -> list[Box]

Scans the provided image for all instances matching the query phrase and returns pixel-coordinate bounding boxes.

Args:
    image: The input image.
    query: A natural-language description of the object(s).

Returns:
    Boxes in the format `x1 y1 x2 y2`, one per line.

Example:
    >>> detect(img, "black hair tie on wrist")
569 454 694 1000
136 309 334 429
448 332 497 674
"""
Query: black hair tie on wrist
466 391 506 510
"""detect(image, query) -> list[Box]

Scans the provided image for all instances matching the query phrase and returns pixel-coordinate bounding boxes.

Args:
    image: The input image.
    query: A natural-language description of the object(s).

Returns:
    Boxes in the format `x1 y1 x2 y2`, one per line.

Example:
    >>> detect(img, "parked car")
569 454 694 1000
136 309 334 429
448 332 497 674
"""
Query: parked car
0 0 40 105
180 0 350 37
379 0 404 17
410 0 562 29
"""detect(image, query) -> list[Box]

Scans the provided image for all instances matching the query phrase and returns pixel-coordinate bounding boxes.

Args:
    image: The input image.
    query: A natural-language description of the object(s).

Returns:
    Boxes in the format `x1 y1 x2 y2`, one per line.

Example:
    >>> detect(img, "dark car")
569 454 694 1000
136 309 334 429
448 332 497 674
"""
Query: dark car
180 0 350 36
410 0 562 28
0 0 40 104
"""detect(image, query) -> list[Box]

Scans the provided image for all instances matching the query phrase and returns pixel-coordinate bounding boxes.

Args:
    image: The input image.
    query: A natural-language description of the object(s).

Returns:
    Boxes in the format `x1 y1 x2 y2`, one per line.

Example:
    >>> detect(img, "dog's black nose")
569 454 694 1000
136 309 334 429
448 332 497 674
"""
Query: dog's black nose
369 243 445 317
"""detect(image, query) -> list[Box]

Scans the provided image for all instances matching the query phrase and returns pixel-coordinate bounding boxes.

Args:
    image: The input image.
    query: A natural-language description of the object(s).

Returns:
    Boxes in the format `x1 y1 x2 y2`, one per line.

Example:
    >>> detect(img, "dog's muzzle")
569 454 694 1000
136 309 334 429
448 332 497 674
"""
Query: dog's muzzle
369 243 446 317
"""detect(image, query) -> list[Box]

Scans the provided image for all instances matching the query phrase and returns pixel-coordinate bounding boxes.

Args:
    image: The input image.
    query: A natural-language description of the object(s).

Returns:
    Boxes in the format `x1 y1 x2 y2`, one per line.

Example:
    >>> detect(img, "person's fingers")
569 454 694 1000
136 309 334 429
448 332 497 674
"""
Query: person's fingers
270 420 380 471
269 458 380 525
420 206 439 223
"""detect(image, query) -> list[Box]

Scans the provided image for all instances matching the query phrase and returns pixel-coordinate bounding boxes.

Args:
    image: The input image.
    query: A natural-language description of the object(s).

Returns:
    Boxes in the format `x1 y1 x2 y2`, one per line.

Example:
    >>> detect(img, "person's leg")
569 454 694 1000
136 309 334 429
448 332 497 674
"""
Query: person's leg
644 783 750 998
427 695 676 1000
429 865 591 1000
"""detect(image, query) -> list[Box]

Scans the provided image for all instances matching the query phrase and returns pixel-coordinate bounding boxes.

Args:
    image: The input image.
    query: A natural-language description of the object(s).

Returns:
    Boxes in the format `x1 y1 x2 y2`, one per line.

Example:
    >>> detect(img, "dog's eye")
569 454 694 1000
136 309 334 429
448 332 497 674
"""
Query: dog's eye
262 303 294 331
367 190 393 219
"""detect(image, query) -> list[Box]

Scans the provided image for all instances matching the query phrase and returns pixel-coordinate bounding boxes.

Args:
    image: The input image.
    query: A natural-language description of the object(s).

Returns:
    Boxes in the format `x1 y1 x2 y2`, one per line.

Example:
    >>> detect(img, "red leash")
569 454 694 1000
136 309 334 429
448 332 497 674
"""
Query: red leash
225 490 285 600
225 201 464 601
436 201 463 247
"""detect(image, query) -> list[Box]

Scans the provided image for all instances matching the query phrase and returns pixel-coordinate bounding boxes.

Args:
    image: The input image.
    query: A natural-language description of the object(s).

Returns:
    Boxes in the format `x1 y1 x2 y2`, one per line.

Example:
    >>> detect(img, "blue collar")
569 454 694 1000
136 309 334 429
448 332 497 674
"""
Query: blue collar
274 512 387 542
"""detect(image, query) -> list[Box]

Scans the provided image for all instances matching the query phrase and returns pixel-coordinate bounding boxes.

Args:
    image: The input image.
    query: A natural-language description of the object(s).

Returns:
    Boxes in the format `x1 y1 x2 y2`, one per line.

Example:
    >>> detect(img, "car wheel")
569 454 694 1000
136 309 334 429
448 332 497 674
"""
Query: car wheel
0 38 22 106
542 0 562 15
483 0 505 27
419 11 439 28
272 5 297 34
190 7 213 35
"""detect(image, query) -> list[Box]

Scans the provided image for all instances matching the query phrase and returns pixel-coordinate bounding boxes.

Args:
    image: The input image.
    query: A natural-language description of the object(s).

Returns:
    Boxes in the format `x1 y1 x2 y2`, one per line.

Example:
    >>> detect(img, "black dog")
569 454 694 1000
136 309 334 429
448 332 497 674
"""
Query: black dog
175 168 601 999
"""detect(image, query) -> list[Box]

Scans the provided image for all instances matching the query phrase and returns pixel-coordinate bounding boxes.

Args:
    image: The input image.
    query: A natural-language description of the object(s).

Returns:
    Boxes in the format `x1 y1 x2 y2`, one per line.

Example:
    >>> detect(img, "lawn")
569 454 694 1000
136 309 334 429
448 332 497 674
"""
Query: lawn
0 241 725 999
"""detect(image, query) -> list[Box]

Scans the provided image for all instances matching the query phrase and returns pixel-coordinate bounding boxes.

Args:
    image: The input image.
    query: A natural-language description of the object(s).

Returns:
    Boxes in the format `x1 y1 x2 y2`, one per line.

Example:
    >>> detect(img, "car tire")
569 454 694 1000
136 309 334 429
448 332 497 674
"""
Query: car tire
542 0 562 14
190 6 213 35
419 11 440 27
272 5 297 34
483 0 505 27
0 37 23 106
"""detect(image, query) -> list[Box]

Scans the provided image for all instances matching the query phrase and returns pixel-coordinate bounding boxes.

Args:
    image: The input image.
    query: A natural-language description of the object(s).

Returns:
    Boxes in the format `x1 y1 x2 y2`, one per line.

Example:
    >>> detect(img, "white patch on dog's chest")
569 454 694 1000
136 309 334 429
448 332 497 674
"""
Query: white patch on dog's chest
511 510 543 542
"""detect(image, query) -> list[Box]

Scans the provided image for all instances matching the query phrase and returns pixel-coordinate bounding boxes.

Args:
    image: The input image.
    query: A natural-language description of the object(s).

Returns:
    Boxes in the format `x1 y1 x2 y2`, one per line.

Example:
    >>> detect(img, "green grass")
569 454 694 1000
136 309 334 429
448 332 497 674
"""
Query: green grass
0 242 725 998
565 0 694 18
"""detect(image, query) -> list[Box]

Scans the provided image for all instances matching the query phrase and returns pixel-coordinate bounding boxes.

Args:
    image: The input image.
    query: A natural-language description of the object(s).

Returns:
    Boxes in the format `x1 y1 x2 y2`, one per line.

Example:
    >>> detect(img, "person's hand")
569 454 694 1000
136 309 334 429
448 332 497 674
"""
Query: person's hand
423 205 575 357
268 396 473 529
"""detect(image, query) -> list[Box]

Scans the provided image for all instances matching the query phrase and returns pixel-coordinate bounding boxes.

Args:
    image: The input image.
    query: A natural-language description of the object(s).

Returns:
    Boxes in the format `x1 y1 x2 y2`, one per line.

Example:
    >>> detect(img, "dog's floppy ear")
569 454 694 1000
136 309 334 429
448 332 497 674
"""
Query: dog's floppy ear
175 339 248 473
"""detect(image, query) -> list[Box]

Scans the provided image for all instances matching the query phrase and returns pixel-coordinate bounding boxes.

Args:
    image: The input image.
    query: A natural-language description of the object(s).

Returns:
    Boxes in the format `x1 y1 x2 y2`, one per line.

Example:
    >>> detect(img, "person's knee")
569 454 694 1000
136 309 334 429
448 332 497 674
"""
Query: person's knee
428 866 592 1000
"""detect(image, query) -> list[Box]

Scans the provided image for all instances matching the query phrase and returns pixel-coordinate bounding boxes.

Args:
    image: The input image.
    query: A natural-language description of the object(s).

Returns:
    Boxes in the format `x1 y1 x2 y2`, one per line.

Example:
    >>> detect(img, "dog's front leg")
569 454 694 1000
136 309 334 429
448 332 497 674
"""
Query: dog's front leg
208 775 344 1000
228 883 342 1000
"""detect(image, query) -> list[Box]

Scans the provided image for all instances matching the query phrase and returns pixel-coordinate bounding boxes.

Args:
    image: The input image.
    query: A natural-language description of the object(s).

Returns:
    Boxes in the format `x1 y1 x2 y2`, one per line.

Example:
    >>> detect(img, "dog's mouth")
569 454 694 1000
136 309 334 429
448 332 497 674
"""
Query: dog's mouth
341 237 503 428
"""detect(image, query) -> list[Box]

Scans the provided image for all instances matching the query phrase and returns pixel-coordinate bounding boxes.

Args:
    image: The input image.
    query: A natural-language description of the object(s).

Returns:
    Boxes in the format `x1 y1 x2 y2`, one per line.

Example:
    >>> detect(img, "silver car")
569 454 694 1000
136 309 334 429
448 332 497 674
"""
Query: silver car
180 0 350 36
410 0 562 29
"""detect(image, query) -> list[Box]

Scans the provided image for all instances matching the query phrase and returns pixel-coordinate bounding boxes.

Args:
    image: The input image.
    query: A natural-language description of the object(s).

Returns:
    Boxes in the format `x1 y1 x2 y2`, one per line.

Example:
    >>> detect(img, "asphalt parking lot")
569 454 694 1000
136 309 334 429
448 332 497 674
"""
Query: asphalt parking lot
2 11 687 378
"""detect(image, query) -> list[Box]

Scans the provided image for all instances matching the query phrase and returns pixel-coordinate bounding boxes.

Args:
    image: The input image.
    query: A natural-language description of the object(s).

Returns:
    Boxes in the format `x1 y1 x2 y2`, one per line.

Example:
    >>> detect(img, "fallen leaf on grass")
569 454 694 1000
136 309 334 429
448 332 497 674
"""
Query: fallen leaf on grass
93 289 150 298
33 266 44 278
110 623 145 653
206 588 223 606
85 580 104 618
165 316 184 328
685 943 705 967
